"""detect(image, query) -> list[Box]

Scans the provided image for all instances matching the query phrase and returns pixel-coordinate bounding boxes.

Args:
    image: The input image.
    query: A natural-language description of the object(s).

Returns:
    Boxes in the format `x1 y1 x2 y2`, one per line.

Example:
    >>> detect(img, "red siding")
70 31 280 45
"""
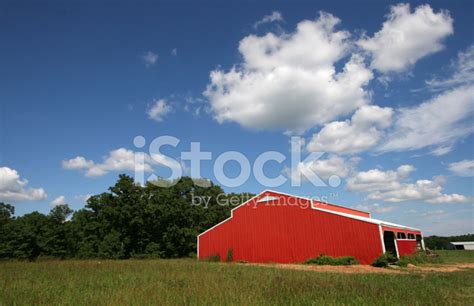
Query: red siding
396 240 417 256
199 192 384 265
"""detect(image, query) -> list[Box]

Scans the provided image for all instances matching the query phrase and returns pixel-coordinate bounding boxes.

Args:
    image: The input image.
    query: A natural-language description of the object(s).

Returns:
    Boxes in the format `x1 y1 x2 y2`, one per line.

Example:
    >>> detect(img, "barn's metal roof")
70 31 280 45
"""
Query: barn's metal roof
450 241 474 245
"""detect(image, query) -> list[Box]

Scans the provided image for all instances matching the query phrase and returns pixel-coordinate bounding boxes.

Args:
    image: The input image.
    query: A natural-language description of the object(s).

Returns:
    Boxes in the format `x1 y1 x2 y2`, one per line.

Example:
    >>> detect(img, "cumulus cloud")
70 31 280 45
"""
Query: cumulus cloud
205 12 373 133
354 203 397 214
51 195 67 207
0 167 47 202
285 155 359 187
254 11 284 29
147 99 171 122
347 165 470 204
378 85 474 155
307 105 393 154
448 160 474 177
358 3 453 73
142 51 158 67
426 44 474 90
63 148 181 178
62 156 94 170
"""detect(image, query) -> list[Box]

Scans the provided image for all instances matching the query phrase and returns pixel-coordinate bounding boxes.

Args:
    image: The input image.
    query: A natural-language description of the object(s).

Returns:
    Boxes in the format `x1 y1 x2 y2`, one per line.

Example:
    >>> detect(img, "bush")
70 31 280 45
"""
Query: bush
372 252 397 267
305 254 359 265
397 250 443 267
226 248 233 262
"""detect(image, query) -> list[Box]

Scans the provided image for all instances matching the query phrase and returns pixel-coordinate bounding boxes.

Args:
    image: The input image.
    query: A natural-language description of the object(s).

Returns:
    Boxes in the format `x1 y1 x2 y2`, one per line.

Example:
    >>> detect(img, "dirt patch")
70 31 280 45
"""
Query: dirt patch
415 263 474 273
249 263 474 274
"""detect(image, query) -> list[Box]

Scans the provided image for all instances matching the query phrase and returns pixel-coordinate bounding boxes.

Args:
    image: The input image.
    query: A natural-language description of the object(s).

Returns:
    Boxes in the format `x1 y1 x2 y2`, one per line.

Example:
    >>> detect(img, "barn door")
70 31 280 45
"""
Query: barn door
383 231 398 259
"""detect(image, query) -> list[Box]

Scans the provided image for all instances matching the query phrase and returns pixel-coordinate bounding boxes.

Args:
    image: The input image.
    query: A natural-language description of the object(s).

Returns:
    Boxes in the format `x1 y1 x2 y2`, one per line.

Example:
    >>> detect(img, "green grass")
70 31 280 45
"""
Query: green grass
434 250 474 264
0 258 473 305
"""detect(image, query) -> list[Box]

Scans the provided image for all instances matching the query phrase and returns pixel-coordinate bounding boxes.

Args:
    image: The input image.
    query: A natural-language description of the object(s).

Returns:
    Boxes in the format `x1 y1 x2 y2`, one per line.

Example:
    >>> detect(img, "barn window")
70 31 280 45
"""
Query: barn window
407 233 415 240
397 232 406 239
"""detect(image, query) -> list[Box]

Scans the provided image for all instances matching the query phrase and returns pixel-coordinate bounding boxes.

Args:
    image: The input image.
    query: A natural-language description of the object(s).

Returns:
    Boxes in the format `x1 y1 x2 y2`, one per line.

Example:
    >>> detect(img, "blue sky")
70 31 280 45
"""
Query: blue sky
1 0 473 235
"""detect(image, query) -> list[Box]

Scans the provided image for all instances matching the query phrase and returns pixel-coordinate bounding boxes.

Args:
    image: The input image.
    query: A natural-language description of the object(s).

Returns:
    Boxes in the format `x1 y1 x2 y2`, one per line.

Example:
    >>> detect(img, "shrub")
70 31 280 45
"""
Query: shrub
226 248 233 262
397 250 443 267
305 254 359 265
372 252 397 267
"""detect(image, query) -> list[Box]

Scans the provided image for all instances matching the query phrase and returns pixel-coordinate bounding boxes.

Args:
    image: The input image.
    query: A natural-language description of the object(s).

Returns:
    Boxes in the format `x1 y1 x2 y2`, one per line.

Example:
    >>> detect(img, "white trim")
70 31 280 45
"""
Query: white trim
378 224 386 254
257 195 279 203
394 234 400 258
450 241 474 245
311 206 420 231
263 189 420 230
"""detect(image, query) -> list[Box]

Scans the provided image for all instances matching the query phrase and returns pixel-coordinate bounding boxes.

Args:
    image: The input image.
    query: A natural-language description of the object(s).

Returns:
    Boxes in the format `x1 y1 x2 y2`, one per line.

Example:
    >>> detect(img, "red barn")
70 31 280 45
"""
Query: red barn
198 190 424 265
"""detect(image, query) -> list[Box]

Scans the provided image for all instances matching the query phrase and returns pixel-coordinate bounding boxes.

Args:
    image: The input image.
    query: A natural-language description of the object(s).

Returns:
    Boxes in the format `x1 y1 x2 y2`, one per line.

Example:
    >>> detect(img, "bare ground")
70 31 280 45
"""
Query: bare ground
249 262 474 274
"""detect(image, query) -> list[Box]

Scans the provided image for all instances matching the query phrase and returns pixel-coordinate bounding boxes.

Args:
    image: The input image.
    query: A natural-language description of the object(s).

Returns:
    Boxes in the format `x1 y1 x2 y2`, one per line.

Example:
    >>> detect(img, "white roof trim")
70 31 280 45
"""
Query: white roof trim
450 241 474 245
257 195 279 203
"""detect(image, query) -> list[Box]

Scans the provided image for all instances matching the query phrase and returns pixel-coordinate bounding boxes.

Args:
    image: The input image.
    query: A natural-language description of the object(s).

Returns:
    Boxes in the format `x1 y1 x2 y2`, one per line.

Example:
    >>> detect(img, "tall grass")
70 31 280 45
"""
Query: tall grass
0 259 473 305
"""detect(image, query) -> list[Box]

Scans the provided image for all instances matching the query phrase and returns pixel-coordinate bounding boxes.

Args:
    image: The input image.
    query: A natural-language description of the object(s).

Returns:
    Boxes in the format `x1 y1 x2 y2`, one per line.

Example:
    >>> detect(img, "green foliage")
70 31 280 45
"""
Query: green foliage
226 248 233 262
305 254 359 266
372 252 397 267
0 175 252 260
424 234 474 249
397 250 443 267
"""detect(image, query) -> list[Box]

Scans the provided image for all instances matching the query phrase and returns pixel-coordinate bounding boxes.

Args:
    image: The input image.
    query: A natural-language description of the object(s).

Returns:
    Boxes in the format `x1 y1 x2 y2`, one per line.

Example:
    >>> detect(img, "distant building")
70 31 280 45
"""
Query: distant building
198 190 424 264
449 242 474 250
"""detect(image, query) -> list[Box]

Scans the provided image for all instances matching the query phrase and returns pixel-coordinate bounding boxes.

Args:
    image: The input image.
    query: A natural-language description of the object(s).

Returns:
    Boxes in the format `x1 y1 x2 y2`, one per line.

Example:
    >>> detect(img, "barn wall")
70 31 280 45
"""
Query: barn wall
199 192 383 265
382 225 422 257
396 240 417 256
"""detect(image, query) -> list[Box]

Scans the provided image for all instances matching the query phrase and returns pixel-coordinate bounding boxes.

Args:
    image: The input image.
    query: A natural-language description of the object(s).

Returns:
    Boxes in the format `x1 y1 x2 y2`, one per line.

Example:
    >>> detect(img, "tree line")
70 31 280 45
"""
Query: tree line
424 234 474 250
0 175 253 260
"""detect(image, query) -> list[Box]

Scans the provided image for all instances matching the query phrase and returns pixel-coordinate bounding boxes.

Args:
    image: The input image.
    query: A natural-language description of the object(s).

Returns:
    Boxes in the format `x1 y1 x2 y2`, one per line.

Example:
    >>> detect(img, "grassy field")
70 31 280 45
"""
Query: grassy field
435 250 474 263
0 251 473 305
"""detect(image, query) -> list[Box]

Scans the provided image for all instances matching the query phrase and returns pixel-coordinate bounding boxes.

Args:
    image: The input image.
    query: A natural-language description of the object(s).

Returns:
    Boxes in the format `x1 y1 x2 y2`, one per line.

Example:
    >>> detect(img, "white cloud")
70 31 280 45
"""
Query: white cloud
142 51 158 67
421 210 446 217
171 48 177 56
307 105 393 154
449 159 474 177
378 85 474 155
286 155 358 182
62 156 94 170
426 44 474 90
0 167 47 202
147 99 171 122
51 195 67 207
205 12 373 133
358 3 453 73
354 203 397 214
254 11 284 28
347 165 470 204
63 148 180 178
